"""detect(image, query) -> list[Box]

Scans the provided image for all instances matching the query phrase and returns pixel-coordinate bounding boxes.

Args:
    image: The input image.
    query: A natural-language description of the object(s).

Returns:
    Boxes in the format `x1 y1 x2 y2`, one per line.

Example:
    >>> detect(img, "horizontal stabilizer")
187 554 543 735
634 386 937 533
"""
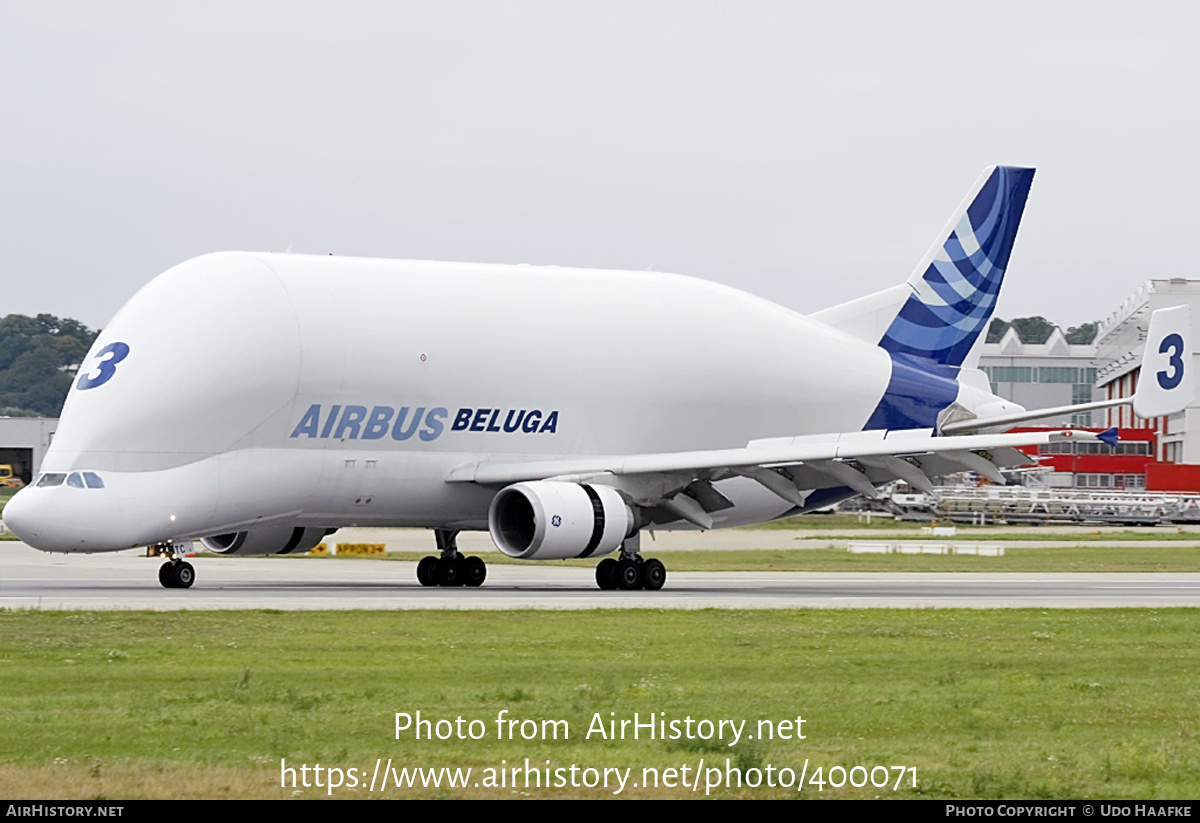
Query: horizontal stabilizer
944 306 1193 435
939 398 1126 435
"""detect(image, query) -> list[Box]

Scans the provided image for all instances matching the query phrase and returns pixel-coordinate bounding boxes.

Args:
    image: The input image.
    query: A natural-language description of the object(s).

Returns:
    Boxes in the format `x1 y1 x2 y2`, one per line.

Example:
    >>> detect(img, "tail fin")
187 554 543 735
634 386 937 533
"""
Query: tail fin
813 165 1035 368
880 165 1035 366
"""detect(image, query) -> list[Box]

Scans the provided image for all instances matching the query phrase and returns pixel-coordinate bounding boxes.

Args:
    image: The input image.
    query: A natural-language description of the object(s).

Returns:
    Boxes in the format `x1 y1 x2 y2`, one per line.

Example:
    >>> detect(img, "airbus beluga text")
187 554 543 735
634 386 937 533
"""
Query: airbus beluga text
4 166 1193 591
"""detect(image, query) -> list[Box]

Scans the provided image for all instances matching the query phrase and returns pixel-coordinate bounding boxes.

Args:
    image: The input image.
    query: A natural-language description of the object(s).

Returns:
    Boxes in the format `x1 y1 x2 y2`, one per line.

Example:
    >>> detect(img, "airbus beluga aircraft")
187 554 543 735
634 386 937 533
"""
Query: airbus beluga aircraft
4 166 1193 591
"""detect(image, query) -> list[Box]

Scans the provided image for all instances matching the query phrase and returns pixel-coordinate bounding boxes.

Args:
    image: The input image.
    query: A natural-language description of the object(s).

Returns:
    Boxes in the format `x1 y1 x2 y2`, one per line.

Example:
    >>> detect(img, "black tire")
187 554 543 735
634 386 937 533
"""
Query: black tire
642 559 666 591
158 563 176 589
416 555 437 587
174 562 195 589
464 556 487 587
616 558 642 590
435 557 462 587
596 558 618 590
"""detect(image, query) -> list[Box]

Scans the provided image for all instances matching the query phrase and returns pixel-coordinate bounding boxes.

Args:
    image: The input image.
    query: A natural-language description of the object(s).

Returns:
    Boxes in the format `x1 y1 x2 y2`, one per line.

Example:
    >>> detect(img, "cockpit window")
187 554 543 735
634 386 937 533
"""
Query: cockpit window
33 471 105 489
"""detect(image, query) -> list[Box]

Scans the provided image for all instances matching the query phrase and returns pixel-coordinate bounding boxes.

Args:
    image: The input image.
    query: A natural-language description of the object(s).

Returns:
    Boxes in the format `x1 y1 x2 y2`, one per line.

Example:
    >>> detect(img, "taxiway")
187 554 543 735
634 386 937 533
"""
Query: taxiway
3 541 1199 610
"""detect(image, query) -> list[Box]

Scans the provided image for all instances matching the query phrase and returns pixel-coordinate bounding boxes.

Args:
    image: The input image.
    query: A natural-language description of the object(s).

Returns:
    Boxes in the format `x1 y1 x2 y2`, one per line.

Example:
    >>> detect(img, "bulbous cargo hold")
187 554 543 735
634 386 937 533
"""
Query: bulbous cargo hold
48 253 306 474
48 250 894 473
488 481 635 560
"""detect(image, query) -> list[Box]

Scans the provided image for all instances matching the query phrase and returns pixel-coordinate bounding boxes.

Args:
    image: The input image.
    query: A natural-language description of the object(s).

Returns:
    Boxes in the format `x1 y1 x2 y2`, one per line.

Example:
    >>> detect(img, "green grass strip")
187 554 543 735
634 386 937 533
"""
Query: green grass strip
2 608 1199 799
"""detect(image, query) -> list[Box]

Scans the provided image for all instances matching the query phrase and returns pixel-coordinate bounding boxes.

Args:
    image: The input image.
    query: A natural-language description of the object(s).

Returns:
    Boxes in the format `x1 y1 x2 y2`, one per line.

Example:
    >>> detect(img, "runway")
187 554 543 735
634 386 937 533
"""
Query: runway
4 542 1200 609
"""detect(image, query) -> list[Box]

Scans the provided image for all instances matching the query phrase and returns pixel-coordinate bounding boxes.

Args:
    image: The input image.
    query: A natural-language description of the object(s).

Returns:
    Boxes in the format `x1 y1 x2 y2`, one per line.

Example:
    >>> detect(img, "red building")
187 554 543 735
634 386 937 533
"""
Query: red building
1006 426 1200 493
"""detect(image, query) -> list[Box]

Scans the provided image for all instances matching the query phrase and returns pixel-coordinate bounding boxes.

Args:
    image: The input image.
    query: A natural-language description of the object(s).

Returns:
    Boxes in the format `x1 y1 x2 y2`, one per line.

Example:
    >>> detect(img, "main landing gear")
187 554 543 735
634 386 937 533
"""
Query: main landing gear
153 540 195 589
595 533 666 591
416 529 487 587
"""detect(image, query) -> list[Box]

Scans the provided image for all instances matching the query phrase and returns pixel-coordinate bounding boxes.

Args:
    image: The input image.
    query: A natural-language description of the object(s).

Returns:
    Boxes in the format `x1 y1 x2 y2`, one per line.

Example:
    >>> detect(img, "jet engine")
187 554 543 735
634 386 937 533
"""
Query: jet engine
488 481 635 560
200 526 328 556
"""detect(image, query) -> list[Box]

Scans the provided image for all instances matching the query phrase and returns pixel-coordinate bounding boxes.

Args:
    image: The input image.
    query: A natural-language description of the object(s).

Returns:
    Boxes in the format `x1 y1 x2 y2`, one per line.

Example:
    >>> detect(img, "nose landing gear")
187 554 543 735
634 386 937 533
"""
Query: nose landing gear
158 559 195 588
152 540 195 589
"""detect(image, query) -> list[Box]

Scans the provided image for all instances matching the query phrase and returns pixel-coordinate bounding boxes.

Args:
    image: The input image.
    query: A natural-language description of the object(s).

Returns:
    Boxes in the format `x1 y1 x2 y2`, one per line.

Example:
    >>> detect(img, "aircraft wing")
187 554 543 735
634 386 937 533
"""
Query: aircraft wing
445 428 1102 529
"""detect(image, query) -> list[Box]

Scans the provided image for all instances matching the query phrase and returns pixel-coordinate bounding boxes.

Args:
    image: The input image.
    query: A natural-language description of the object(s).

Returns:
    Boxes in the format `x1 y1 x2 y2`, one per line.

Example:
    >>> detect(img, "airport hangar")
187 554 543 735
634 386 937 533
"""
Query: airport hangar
0 417 56 486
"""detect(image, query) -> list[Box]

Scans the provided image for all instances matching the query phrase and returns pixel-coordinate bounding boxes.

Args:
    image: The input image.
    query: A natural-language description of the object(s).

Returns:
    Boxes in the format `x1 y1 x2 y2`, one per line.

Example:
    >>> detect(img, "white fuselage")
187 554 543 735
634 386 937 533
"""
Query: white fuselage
7 252 982 552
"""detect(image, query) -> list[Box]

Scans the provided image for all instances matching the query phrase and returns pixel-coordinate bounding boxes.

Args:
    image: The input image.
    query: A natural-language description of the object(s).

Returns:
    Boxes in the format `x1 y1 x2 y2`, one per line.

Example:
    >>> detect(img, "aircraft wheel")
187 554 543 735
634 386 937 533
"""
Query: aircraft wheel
435 557 463 587
173 562 195 589
615 558 642 590
641 559 666 591
416 555 438 587
596 558 618 590
463 556 487 587
158 563 177 589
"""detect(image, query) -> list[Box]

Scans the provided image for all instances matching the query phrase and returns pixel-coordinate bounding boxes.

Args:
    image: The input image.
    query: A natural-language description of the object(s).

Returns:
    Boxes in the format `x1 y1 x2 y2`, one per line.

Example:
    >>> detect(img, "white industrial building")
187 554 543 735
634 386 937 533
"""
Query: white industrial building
977 327 1101 427
977 278 1200 467
1094 279 1200 464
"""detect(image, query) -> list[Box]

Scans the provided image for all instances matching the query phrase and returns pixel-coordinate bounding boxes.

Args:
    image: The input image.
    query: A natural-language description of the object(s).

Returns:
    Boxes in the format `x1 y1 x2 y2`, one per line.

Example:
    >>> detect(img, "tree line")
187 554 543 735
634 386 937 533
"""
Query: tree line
0 314 99 418
985 316 1098 346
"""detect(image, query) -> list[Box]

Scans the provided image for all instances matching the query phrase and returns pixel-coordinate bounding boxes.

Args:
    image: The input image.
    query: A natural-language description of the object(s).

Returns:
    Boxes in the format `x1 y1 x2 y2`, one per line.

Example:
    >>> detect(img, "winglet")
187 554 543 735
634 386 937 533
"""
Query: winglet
1097 427 1119 448
1133 306 1194 419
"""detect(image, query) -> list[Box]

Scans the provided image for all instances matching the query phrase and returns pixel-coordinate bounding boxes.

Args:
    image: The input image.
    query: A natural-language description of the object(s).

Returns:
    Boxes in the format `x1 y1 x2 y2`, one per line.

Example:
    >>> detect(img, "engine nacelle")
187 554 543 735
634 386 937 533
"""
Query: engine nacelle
488 481 634 560
200 526 328 556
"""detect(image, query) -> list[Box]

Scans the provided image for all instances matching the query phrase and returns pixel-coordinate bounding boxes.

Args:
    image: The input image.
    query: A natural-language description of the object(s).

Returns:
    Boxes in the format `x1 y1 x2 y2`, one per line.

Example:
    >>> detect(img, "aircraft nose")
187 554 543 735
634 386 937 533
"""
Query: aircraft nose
2 474 172 552
1 485 101 551
1 487 39 544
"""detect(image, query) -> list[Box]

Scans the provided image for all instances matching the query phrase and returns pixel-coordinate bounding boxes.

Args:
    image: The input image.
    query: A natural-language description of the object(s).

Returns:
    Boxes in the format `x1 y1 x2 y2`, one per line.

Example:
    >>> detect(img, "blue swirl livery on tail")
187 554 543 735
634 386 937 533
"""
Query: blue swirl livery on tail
853 165 1034 431
880 165 1035 366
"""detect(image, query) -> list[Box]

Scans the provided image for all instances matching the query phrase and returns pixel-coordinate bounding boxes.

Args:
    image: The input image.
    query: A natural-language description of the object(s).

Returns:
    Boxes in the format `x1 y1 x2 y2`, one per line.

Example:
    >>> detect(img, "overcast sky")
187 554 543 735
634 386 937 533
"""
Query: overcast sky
2 1 1197 332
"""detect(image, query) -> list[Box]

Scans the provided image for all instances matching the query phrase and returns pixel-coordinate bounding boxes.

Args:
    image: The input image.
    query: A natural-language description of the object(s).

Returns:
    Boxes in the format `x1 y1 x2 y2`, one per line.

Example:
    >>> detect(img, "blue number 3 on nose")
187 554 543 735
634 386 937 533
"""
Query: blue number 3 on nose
77 342 131 390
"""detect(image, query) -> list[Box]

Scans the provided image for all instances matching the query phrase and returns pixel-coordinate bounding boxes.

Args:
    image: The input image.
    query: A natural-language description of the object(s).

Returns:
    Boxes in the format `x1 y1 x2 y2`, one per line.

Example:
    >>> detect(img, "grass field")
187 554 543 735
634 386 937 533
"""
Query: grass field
2 608 1199 799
